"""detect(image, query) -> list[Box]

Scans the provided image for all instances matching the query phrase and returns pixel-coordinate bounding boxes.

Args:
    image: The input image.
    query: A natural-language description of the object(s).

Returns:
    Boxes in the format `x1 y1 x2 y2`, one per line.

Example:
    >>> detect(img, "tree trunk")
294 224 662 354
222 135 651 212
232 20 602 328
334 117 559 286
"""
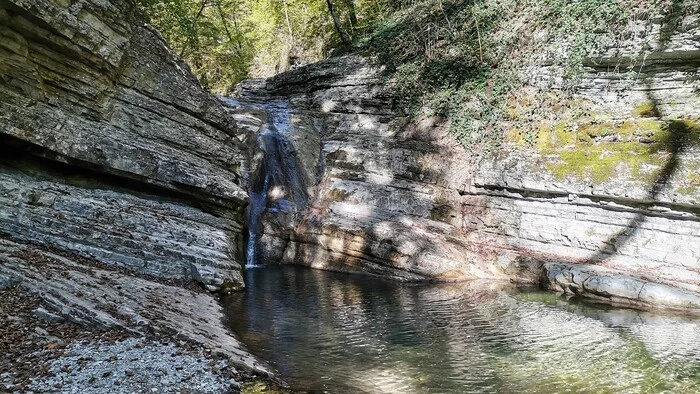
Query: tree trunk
344 0 358 29
283 0 295 47
326 0 352 45
179 0 208 58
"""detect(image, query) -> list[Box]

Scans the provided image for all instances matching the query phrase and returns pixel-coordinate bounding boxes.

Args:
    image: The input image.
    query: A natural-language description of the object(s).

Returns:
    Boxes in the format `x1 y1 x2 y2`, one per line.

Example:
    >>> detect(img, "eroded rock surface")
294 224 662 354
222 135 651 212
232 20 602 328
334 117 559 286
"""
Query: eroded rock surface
0 237 272 377
0 0 272 381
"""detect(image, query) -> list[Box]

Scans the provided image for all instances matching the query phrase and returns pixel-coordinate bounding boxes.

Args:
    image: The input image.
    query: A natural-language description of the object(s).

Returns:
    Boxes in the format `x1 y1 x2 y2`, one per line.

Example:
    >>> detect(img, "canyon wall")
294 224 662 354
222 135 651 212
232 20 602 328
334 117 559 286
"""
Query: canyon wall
0 0 252 291
237 9 700 310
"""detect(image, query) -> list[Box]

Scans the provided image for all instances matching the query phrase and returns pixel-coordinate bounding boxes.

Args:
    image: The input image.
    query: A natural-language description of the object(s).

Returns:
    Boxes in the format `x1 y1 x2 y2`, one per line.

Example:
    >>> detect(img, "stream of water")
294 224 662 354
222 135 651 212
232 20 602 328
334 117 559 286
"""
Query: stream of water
221 98 306 268
224 266 700 393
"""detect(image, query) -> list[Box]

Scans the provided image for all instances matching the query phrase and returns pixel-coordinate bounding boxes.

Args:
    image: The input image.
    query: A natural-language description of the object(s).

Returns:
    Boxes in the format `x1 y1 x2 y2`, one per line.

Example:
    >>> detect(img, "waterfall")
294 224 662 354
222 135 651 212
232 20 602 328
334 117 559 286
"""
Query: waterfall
221 97 308 268
245 140 271 268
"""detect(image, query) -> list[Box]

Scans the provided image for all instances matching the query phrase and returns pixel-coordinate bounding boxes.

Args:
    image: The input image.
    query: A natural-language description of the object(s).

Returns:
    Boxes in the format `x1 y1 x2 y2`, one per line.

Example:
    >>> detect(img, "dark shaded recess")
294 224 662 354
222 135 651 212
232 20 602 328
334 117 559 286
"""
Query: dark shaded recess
0 133 240 217
250 131 309 204
246 124 310 265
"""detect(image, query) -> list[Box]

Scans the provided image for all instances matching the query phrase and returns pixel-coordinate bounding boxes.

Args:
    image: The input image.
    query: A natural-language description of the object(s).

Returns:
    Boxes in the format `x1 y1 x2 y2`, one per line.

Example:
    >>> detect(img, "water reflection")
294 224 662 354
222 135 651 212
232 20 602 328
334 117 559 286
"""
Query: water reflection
223 267 700 393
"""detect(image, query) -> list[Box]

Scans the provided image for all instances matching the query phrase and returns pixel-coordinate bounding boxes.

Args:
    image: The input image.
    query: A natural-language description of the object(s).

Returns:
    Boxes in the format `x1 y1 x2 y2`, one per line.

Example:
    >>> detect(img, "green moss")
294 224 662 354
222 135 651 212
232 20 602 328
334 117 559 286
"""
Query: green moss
505 128 529 147
540 117 700 186
632 102 659 118
328 188 352 202
674 165 700 196
538 119 674 184
637 120 667 139
240 380 289 394
27 190 40 205
545 145 661 183
535 124 577 150
666 119 700 134
578 123 614 138
576 119 664 141
676 185 698 196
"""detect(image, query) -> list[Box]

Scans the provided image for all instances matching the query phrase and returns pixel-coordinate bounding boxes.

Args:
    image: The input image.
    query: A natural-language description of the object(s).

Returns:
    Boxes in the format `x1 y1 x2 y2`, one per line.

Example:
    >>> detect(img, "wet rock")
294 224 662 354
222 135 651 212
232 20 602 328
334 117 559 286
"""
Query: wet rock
542 263 700 310
0 274 20 290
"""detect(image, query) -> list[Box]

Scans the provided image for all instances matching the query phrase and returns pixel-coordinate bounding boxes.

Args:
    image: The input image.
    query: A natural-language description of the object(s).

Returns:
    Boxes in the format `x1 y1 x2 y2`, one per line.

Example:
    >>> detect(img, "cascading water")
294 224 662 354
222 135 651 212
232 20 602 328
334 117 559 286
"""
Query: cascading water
245 142 271 268
221 98 308 268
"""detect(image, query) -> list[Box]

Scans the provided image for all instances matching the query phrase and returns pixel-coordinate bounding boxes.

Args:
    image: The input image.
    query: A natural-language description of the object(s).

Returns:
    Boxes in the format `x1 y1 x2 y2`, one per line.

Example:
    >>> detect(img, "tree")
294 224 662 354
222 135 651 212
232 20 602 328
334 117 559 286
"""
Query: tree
137 0 254 91
137 0 391 89
325 0 352 45
343 0 358 29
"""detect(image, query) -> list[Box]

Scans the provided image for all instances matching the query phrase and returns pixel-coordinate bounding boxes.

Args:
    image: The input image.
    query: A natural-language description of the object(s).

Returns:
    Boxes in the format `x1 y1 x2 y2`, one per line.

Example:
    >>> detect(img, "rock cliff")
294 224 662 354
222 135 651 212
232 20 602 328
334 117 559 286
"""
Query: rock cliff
0 0 250 291
234 8 700 310
0 0 281 381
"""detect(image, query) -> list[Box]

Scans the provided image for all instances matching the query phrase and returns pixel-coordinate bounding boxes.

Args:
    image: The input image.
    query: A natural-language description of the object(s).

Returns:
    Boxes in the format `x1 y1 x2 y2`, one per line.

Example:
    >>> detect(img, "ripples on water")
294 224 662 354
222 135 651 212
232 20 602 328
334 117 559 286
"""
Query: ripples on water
223 267 700 393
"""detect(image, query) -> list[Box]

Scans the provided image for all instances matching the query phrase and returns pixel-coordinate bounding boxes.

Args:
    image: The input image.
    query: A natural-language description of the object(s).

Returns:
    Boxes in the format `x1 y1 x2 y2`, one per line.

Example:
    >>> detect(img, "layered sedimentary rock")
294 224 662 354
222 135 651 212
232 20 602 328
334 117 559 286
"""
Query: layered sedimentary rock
235 9 700 309
234 56 529 281
0 0 250 291
0 236 273 376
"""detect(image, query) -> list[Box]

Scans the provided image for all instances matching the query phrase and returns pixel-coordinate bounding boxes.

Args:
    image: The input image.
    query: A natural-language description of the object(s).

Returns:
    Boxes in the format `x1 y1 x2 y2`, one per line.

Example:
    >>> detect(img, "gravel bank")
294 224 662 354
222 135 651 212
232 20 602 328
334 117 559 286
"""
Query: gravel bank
27 338 237 394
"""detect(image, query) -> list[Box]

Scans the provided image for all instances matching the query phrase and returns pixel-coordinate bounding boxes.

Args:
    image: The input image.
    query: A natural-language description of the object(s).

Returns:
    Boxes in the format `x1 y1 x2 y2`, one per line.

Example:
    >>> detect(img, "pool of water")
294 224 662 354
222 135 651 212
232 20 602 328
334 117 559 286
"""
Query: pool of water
223 266 700 393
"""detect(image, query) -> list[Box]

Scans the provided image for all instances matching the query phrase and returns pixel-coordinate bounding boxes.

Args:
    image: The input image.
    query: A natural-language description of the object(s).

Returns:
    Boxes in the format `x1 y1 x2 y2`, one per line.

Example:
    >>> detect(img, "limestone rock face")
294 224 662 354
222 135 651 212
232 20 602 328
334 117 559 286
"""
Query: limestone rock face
234 11 700 309
233 55 515 281
0 0 250 291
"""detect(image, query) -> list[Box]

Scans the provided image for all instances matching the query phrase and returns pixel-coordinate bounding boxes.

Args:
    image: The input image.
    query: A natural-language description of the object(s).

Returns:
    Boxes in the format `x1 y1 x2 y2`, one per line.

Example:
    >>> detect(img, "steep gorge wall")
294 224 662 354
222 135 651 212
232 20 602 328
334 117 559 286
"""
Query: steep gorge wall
0 0 254 291
237 9 700 310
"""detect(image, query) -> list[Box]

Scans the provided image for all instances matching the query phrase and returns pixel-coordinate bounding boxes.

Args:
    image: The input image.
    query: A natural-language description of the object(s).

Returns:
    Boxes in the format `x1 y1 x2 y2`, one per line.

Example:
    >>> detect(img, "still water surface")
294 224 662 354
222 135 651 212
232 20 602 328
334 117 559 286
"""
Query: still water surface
223 267 700 393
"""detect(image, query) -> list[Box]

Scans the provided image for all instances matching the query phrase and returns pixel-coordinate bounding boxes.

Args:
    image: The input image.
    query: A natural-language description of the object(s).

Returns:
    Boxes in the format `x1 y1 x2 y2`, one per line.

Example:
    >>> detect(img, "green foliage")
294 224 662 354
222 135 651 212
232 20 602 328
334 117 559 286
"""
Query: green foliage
137 0 386 91
358 0 633 153
633 101 660 118
137 0 253 91
540 0 629 80
138 0 685 161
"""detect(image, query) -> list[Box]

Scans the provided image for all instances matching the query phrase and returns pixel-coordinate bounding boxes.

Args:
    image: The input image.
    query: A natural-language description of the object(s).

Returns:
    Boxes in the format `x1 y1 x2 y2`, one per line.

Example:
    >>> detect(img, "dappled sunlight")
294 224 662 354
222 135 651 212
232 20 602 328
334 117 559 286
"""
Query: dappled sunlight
322 100 338 113
331 201 375 220
366 170 394 185
229 5 700 311
348 364 424 394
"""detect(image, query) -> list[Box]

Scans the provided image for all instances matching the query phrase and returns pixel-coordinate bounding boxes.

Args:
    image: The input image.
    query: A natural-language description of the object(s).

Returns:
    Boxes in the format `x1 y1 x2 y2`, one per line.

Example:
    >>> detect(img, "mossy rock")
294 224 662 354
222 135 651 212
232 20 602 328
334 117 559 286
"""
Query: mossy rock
536 118 700 184
240 380 290 394
327 188 353 202
632 101 660 118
